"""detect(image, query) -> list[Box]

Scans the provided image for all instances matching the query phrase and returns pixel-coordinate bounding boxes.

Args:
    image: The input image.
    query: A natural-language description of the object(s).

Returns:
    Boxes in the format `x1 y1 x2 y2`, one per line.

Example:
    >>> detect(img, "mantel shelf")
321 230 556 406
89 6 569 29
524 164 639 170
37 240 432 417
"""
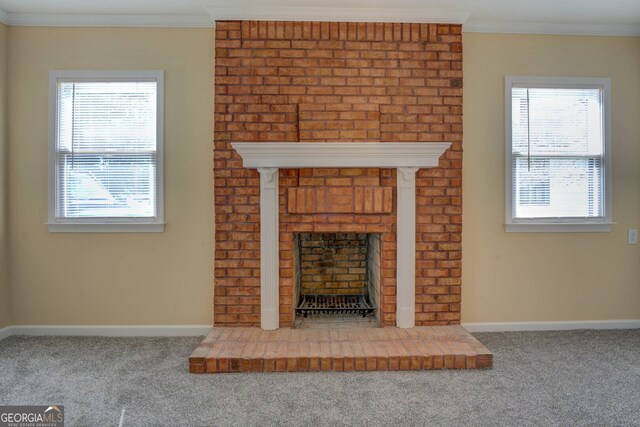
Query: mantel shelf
231 142 451 169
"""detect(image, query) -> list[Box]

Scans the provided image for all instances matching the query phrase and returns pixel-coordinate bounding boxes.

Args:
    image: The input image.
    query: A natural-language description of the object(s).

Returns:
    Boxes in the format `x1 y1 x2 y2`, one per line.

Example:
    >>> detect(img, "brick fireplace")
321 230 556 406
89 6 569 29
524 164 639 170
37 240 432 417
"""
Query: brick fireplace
190 19 493 373
214 21 463 330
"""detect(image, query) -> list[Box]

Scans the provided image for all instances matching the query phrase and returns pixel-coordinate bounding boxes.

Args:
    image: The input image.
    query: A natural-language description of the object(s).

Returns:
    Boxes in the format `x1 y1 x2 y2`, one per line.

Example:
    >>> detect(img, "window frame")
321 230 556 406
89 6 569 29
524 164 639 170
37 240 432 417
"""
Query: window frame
504 76 613 233
47 70 165 233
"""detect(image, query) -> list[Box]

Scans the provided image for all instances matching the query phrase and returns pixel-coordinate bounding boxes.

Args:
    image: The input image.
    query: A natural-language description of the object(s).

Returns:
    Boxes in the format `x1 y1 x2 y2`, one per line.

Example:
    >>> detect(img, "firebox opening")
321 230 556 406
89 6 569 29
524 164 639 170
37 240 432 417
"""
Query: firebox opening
293 232 381 328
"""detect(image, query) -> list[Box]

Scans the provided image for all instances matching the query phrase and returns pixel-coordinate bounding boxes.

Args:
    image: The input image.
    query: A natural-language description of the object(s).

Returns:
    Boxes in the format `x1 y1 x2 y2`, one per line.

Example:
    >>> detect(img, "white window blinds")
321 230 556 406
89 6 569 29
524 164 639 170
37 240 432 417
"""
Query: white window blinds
511 86 606 220
48 71 164 232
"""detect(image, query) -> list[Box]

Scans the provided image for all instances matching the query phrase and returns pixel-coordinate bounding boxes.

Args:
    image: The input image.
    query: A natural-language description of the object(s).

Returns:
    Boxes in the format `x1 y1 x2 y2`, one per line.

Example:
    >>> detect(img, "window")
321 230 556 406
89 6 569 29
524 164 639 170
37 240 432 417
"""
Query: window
48 70 164 232
505 76 612 232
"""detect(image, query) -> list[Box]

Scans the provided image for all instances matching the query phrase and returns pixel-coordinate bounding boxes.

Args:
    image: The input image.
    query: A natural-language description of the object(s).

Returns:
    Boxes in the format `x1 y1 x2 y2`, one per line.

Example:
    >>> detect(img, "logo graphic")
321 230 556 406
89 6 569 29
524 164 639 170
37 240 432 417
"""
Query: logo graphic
0 405 64 427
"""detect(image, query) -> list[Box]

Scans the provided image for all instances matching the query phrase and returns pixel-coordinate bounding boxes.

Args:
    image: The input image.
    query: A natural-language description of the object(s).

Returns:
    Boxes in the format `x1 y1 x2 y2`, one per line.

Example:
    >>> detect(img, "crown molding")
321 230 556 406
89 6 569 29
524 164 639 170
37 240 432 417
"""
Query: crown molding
464 20 640 37
0 7 8 25
5 12 214 28
0 5 637 36
207 6 471 24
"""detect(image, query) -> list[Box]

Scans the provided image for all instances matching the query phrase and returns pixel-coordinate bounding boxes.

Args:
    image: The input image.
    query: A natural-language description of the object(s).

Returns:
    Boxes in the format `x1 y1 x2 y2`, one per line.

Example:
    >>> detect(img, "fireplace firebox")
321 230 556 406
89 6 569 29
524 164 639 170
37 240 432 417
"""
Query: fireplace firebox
293 233 381 327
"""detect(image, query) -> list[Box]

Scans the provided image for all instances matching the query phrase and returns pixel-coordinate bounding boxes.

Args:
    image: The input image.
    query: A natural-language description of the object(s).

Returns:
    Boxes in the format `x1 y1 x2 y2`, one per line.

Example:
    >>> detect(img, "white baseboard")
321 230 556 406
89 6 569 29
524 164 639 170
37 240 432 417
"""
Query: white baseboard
0 325 212 340
1 321 638 341
463 319 640 333
0 326 11 341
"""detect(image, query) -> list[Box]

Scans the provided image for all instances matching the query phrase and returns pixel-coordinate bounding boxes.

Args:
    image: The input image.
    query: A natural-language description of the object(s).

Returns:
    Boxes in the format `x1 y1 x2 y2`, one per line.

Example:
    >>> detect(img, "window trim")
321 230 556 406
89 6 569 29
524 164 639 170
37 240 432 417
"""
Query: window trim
47 70 165 233
504 76 613 233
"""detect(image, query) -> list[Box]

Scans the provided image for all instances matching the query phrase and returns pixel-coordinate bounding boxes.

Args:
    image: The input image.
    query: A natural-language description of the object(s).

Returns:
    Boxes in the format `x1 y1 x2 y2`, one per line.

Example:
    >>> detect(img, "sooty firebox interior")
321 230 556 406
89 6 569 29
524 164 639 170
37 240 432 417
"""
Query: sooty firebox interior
294 232 381 328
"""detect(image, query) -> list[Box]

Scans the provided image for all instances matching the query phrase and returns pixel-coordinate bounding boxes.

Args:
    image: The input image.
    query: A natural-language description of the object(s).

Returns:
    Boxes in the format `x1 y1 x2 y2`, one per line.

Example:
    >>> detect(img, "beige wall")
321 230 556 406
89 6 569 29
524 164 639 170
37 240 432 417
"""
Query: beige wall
7 27 214 325
0 23 9 329
3 28 639 327
462 33 640 323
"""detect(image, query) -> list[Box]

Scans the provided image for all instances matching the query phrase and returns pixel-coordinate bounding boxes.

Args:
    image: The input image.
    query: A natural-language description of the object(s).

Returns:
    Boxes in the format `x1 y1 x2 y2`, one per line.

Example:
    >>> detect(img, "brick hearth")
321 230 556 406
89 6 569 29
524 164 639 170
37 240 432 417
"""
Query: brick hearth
189 326 492 373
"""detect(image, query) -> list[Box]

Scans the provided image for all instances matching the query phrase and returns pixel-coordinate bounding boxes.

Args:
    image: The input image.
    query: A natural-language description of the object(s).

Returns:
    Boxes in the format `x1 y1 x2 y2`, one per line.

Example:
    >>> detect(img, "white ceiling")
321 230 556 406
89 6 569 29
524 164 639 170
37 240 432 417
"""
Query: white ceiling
0 0 639 35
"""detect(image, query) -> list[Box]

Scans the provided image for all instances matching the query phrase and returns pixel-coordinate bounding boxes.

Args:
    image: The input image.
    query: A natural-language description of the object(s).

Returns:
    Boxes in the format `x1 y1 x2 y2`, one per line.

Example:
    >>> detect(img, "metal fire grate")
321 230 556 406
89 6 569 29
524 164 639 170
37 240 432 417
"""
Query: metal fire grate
296 294 374 318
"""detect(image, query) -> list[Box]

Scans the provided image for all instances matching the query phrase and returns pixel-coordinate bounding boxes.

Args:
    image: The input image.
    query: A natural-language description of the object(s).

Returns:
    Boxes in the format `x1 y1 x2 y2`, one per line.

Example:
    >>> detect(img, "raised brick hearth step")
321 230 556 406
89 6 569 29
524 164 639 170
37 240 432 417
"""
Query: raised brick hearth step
189 325 492 373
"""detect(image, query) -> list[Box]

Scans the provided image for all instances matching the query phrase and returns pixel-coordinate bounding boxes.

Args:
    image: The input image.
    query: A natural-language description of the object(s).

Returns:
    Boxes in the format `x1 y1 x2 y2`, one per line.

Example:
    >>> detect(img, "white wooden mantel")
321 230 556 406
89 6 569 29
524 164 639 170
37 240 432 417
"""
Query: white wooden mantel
231 142 451 330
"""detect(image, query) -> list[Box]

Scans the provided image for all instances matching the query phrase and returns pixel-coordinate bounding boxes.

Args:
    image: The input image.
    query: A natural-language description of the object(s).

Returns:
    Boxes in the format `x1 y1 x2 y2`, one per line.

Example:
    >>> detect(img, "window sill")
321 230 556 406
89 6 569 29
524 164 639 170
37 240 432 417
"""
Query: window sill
505 222 613 233
47 222 165 233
